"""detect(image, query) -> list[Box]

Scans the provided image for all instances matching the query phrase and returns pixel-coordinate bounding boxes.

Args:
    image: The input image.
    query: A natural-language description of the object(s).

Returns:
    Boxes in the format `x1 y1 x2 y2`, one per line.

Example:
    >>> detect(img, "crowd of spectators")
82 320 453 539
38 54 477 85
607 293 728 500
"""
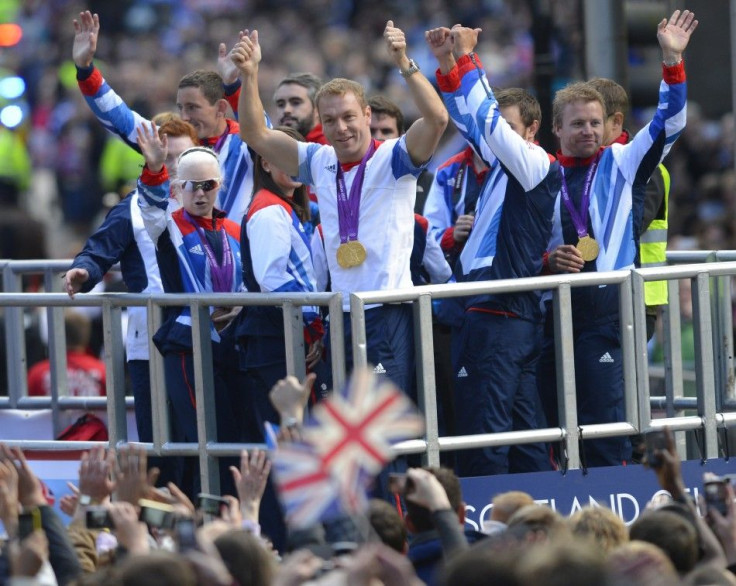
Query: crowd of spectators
2 410 736 585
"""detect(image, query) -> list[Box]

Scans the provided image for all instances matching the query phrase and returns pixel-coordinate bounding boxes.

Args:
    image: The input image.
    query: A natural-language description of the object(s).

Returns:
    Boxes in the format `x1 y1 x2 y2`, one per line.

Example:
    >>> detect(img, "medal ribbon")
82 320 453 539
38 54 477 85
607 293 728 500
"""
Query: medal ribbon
183 210 234 293
559 152 601 239
335 140 376 244
212 131 228 154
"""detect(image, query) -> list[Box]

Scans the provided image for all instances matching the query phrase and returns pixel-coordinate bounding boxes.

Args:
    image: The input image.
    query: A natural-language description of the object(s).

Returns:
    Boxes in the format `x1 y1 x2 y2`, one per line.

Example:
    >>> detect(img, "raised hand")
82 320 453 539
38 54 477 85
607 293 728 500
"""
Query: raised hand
108 502 150 555
269 372 316 425
405 468 451 512
9 530 48 579
114 444 157 506
144 480 196 518
136 121 167 173
2 446 45 508
0 453 19 536
72 11 100 68
425 27 454 61
450 25 482 58
657 10 698 62
229 449 271 523
649 427 686 499
77 445 115 503
64 268 89 298
59 489 79 518
384 20 408 68
706 481 736 565
272 550 324 586
217 31 249 86
229 30 261 76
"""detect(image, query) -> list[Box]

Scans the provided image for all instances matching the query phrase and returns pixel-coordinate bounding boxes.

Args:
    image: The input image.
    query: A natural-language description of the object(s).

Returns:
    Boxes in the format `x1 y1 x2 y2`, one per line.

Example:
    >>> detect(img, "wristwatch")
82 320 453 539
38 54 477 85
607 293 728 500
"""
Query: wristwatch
78 494 94 506
400 59 420 79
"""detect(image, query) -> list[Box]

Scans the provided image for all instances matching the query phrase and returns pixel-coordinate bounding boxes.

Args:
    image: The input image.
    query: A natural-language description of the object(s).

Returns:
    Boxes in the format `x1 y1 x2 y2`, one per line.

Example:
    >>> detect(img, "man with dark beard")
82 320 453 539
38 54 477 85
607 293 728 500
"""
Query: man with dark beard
273 73 327 145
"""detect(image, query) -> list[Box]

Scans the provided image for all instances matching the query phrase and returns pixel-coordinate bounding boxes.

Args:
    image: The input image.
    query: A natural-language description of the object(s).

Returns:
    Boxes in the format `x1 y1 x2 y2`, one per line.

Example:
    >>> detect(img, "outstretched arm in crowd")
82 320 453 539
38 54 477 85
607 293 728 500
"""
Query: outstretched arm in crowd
707 481 736 573
649 428 728 570
134 122 173 244
218 29 250 118
269 372 317 443
383 21 448 167
405 467 468 560
231 31 300 175
229 449 272 534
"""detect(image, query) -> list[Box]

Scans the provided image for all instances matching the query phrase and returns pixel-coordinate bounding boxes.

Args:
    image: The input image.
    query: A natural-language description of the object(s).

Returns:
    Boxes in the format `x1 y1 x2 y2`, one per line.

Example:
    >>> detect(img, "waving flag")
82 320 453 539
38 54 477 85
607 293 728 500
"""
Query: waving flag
304 368 424 476
270 367 424 527
270 441 344 528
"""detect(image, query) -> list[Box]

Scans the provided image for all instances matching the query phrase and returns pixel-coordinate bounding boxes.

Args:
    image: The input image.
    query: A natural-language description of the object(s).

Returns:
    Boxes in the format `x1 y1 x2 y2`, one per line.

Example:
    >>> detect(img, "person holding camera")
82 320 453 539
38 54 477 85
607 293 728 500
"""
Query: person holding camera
639 427 736 582
400 467 482 586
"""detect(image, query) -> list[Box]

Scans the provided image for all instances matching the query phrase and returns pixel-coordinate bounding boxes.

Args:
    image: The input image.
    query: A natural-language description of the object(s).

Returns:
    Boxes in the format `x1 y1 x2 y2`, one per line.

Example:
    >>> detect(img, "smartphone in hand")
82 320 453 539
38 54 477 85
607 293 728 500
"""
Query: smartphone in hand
196 493 229 517
704 477 730 516
85 506 114 530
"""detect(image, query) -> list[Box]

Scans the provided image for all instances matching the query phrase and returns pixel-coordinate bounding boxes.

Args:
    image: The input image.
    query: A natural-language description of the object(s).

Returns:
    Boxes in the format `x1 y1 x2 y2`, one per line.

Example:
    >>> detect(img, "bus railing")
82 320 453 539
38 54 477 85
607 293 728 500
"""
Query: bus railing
2 255 736 490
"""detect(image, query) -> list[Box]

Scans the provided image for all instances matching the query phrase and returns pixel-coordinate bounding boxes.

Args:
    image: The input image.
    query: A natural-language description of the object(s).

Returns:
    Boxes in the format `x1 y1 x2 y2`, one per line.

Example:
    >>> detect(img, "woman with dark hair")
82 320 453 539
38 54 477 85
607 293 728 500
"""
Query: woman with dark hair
236 126 324 442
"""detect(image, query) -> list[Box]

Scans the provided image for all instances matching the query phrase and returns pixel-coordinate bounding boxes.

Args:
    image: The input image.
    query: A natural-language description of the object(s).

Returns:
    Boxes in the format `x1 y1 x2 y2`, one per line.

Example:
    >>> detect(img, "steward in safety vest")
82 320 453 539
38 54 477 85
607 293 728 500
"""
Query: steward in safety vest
640 163 670 340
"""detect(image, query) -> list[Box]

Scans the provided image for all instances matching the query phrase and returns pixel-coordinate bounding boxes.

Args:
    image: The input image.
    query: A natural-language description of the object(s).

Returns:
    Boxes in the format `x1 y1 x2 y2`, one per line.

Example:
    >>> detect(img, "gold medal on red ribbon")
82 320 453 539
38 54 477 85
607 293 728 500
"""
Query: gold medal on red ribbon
576 235 599 262
336 240 367 268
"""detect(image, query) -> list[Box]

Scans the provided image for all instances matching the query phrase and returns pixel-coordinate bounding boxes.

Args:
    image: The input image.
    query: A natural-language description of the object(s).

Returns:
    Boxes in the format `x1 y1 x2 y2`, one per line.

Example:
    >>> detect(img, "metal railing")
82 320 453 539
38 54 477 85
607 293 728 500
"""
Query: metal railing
2 255 736 490
351 259 736 469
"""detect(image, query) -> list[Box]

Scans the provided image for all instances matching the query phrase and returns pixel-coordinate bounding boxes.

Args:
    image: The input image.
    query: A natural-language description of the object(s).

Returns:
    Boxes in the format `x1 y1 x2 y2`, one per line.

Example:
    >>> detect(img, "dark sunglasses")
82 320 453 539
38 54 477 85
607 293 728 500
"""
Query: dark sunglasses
180 178 220 192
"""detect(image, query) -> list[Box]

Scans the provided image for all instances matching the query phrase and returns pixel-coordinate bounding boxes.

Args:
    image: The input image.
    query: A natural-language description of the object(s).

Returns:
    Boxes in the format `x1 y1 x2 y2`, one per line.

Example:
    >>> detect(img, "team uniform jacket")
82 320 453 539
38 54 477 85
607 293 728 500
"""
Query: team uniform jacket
69 191 163 361
297 137 425 310
422 146 487 252
411 214 453 285
77 64 267 223
137 166 243 352
543 64 687 327
437 55 556 322
240 188 322 342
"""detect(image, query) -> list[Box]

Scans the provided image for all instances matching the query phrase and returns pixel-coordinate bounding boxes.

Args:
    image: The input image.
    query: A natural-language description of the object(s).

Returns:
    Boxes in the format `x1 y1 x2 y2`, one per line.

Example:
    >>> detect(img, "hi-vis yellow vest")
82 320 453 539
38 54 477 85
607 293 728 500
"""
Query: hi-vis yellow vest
640 164 670 306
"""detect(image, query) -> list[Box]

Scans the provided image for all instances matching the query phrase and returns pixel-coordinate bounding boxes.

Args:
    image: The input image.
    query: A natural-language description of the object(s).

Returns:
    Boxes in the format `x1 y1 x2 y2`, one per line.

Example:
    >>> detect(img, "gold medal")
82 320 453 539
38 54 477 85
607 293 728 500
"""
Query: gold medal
576 235 599 262
336 240 367 268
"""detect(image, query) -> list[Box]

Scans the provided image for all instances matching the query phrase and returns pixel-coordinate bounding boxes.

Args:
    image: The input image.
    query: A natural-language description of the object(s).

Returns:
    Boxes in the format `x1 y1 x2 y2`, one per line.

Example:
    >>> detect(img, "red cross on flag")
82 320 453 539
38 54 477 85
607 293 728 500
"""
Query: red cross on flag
271 367 425 526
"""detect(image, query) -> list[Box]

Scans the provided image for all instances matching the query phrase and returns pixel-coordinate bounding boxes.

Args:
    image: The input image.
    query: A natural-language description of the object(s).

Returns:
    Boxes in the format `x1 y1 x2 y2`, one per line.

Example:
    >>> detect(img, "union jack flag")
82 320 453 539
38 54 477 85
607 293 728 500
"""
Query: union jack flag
303 368 424 499
270 368 425 527
270 441 345 528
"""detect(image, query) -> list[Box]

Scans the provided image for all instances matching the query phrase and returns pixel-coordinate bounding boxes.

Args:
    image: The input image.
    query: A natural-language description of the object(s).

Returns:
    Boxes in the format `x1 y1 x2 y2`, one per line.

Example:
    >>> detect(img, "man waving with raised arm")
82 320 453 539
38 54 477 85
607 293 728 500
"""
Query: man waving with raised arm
444 10 697 469
231 22 448 393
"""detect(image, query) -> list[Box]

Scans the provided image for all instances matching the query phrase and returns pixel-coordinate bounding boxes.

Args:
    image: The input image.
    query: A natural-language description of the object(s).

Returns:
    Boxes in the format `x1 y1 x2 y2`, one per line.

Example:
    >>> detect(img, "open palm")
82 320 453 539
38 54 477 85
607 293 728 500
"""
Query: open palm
657 10 698 55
